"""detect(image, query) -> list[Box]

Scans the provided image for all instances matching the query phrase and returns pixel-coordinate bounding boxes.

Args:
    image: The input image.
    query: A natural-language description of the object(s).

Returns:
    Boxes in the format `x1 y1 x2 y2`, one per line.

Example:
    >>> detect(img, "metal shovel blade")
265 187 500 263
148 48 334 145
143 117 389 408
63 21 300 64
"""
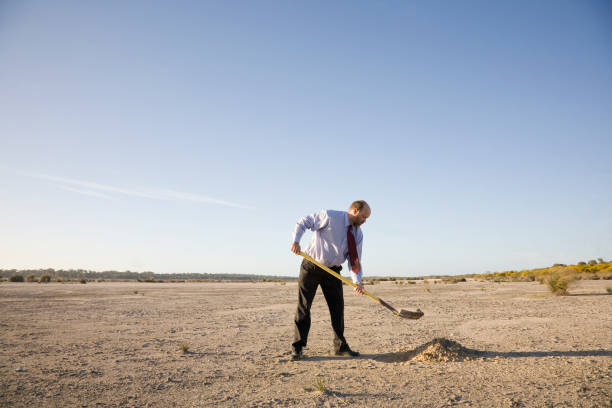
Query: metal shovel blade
379 298 424 320
397 308 424 319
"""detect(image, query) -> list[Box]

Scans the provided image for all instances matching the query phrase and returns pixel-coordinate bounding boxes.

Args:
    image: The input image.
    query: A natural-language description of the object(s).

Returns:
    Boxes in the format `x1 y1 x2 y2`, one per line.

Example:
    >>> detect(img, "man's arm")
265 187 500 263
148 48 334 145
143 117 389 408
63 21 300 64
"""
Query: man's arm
290 210 329 255
349 230 365 294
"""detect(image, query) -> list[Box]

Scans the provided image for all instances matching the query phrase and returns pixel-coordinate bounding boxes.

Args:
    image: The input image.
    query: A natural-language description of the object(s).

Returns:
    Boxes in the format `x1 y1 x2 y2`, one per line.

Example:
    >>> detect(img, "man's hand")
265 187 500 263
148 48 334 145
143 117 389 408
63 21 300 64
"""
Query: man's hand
290 242 301 255
354 282 365 295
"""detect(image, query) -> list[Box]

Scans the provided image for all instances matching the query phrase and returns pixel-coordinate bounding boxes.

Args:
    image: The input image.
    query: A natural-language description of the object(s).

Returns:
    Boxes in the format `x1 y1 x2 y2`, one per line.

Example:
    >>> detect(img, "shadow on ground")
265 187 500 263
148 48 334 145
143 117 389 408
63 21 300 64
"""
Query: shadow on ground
481 349 612 358
367 349 612 362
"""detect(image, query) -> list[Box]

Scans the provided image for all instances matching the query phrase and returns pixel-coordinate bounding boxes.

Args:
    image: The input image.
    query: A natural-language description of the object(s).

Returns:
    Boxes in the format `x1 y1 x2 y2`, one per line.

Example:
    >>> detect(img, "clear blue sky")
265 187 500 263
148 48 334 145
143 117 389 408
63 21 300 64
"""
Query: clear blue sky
1 1 610 276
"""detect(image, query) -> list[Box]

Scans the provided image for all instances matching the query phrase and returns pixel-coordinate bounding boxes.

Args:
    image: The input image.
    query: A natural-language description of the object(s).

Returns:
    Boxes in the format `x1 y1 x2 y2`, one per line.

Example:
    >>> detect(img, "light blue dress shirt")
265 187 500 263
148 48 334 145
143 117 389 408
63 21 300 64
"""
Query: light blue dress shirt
292 209 364 284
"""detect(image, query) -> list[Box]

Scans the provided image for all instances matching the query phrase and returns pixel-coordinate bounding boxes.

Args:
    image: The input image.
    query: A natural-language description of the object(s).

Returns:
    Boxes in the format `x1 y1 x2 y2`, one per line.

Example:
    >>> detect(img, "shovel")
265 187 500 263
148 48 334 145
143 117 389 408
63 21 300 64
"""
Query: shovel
299 252 423 320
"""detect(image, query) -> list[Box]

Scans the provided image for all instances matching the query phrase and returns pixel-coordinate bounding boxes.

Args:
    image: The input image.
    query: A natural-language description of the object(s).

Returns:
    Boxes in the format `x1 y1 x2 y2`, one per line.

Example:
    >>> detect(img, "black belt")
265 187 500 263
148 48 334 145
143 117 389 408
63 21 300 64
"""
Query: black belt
303 259 342 273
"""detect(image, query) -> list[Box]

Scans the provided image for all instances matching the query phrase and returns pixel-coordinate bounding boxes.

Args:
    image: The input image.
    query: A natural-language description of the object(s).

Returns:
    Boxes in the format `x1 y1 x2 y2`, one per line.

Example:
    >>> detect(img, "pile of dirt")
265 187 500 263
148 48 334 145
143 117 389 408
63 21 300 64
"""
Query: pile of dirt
383 338 480 363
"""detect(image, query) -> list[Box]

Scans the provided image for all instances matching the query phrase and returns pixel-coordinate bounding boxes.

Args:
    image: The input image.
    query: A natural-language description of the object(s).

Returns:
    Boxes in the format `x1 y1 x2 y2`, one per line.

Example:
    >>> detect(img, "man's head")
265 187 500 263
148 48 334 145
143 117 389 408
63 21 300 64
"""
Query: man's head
347 200 371 227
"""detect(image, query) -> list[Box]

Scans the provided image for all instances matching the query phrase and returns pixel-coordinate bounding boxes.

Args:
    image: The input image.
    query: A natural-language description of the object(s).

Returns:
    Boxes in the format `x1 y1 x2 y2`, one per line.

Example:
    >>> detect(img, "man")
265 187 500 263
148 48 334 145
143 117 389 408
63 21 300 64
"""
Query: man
289 200 371 361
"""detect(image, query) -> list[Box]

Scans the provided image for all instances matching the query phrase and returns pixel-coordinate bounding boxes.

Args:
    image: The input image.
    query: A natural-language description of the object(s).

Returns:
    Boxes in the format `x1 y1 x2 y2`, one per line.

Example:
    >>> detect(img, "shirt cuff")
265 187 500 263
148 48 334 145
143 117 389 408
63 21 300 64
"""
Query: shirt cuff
351 270 362 284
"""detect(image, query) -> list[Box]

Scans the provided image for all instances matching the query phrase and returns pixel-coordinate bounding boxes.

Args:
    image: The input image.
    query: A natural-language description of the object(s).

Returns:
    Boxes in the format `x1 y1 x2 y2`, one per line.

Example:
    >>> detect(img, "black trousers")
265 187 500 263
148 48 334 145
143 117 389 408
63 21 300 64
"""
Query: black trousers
292 259 349 353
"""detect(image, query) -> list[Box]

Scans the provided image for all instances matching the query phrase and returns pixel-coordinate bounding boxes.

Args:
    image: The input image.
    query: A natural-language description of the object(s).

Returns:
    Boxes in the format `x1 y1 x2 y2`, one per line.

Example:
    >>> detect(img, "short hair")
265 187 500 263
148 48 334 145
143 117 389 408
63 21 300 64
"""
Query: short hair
349 200 369 212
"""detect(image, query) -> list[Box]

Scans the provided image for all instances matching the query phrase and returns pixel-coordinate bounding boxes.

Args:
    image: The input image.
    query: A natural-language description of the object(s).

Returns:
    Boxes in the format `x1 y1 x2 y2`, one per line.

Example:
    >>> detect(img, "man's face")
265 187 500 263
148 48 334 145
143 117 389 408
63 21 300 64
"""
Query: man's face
349 206 371 227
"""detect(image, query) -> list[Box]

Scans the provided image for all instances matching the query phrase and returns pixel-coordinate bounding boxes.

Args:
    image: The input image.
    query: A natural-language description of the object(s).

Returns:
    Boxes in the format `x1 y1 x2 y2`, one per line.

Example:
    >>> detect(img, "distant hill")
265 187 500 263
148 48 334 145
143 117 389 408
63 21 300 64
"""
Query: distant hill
471 259 612 281
0 268 297 282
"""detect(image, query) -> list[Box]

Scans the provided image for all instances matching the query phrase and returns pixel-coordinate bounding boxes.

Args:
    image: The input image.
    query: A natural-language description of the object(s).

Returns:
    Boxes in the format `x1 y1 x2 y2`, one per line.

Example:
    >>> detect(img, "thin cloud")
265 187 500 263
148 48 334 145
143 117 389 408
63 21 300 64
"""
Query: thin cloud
26 172 254 209
141 188 253 208
58 185 112 199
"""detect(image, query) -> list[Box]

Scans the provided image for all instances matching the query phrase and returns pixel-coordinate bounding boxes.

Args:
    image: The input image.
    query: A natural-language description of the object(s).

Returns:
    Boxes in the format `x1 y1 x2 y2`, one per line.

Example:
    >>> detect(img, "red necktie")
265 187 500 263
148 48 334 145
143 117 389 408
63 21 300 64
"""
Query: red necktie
347 226 360 272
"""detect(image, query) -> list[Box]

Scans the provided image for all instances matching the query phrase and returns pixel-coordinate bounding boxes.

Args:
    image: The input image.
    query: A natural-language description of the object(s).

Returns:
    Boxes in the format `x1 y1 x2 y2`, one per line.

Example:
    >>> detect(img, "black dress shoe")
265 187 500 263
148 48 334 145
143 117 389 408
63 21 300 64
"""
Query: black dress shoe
291 349 303 361
335 348 360 357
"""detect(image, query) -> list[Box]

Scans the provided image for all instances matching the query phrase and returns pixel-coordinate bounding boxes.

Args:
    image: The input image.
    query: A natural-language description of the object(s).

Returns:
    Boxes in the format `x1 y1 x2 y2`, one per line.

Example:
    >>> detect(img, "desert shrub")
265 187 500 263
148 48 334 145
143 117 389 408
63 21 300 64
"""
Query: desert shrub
80 278 87 284
97 278 104 282
407 281 416 284
444 277 467 284
606 287 611 293
9 275 24 282
597 258 604 263
40 275 51 283
56 277 63 283
180 343 190 354
546 274 572 295
26 275 37 282
588 260 597 266
577 261 586 266
591 275 600 280
315 378 328 393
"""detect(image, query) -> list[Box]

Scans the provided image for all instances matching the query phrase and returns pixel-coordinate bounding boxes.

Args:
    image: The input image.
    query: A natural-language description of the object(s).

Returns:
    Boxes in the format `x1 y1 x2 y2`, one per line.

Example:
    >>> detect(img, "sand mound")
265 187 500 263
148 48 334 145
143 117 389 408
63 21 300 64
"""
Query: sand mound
384 338 479 363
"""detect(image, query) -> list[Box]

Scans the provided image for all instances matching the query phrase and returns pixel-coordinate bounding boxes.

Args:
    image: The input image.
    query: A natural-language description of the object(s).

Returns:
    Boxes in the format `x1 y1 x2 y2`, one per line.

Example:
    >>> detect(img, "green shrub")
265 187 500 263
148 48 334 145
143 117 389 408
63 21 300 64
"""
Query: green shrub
9 275 24 282
80 278 87 284
546 274 572 295
26 275 37 282
315 378 328 393
40 275 51 283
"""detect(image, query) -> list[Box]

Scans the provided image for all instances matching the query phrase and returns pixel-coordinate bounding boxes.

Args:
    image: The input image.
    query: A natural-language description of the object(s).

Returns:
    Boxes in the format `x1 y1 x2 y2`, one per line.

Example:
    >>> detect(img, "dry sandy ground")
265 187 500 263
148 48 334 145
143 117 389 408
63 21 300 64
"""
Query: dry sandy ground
1 279 611 407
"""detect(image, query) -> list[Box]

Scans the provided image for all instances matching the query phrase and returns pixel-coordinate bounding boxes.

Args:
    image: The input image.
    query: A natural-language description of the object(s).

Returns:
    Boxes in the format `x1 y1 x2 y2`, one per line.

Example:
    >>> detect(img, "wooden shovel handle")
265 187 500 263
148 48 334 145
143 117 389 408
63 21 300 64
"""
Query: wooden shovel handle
299 252 384 305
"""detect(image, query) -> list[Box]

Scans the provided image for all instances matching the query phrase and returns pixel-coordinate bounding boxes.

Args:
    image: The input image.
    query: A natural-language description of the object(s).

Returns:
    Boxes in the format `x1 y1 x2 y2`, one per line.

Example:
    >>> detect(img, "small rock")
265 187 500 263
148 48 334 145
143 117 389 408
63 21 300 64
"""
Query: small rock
15 367 23 372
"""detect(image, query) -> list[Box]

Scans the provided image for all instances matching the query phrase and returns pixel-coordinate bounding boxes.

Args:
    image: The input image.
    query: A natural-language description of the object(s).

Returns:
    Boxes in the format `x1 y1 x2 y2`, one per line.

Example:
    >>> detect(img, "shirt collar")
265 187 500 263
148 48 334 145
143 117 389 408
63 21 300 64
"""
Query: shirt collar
344 212 351 229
